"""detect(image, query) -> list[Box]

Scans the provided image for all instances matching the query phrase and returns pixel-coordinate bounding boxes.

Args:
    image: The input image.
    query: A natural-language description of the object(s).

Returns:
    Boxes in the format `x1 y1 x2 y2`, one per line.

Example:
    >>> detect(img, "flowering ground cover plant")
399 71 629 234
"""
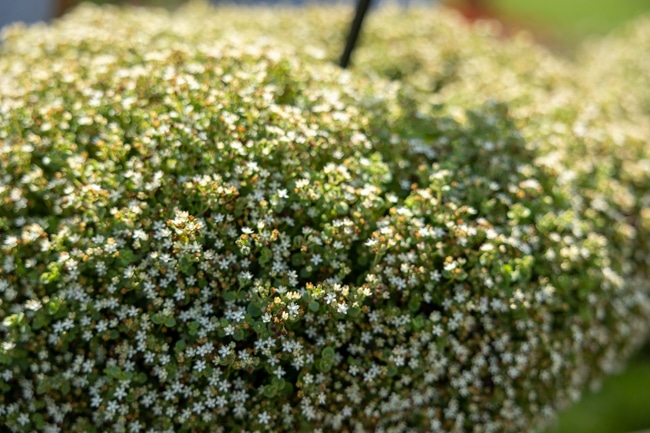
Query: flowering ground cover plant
1 3 650 433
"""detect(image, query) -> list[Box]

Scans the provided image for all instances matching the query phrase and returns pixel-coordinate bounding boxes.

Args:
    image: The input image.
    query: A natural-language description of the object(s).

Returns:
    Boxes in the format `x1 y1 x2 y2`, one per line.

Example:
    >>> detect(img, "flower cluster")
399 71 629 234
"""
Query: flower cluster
1 3 650 433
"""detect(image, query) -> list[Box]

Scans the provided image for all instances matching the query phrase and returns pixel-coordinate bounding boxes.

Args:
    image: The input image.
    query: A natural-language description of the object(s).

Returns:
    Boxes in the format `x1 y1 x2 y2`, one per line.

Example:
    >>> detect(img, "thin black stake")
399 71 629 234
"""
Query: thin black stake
340 0 373 69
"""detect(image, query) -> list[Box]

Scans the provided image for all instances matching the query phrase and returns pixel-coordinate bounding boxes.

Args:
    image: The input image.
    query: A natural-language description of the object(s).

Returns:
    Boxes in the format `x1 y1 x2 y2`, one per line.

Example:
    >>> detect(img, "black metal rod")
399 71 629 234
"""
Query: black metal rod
340 0 373 69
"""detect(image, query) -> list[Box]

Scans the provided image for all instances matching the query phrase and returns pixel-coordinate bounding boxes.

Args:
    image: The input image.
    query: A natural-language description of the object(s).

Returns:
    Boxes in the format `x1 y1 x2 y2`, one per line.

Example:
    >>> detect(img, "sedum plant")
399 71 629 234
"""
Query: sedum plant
1 3 650 433
577 14 650 120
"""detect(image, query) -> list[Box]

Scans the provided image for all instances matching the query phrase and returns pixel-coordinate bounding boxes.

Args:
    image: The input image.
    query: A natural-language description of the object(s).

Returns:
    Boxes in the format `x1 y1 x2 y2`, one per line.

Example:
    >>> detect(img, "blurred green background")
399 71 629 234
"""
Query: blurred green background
543 344 650 433
12 0 650 432
492 0 650 38
442 0 650 54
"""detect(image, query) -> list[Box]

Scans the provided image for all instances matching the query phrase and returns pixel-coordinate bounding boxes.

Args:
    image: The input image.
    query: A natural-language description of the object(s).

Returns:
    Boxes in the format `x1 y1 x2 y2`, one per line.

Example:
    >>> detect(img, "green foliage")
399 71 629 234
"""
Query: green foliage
0 2 649 433
545 351 650 433
492 0 650 38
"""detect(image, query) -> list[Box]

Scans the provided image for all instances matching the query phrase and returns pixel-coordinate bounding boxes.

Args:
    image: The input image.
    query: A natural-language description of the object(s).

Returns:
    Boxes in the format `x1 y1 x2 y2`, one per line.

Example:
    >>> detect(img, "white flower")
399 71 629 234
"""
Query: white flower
258 411 271 425
17 413 29 426
324 293 336 304
311 254 323 266
114 386 128 401
274 366 286 378
287 303 300 316
194 360 206 372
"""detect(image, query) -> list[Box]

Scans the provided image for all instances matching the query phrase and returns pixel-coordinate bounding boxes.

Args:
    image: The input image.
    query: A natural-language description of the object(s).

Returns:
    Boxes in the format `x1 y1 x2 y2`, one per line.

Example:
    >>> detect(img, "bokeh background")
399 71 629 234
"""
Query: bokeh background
2 1 650 432
4 0 650 49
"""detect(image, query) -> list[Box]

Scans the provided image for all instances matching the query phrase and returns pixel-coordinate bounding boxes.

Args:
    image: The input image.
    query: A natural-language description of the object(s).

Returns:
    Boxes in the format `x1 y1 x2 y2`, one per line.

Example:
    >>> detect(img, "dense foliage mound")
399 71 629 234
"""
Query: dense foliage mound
1 3 649 433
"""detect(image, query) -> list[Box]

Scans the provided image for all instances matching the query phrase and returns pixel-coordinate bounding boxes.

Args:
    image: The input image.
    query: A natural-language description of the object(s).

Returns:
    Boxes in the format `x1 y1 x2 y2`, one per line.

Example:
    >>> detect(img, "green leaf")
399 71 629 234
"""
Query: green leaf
119 248 137 265
281 382 294 396
318 359 332 372
180 256 195 274
272 377 286 390
2 312 25 328
259 247 273 265
135 372 148 384
348 306 361 317
253 321 266 333
40 262 61 285
32 413 45 429
187 321 199 336
47 299 61 315
321 346 335 361
263 384 276 398
408 296 421 313
106 365 121 378
32 312 50 331
334 202 349 216
247 302 263 318
291 253 305 267
175 340 187 352
412 314 425 331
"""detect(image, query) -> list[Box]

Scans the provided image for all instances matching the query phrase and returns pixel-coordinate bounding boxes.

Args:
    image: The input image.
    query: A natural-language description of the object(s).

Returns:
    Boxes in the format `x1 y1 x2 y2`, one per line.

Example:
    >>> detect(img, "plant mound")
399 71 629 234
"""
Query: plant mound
1 4 649 433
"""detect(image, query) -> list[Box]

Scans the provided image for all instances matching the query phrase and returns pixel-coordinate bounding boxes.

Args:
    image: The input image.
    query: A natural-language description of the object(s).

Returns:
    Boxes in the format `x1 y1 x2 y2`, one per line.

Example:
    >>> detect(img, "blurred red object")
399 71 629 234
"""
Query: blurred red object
445 0 498 23
443 0 558 47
